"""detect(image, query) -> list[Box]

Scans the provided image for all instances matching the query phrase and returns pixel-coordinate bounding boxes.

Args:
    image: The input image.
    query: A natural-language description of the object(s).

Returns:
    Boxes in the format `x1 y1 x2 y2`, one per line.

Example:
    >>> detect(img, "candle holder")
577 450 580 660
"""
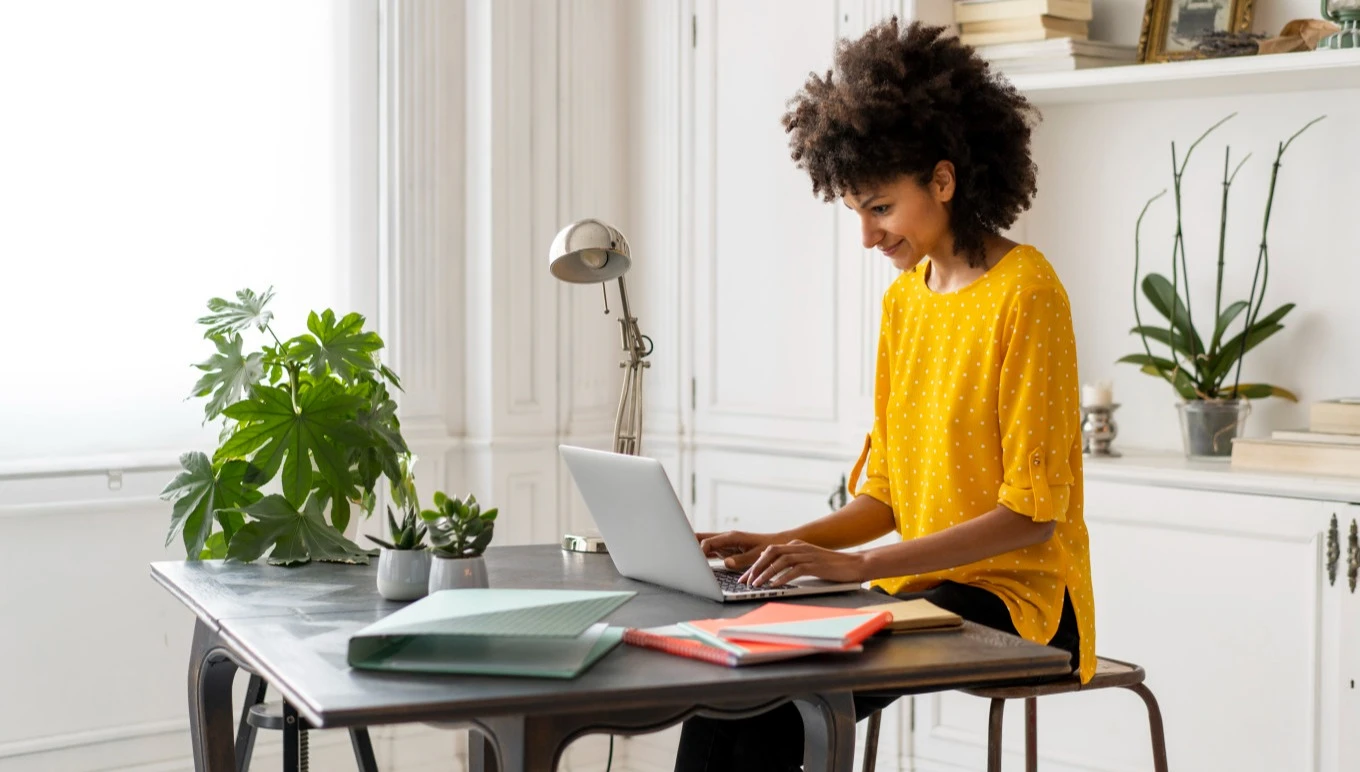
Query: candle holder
1081 403 1121 457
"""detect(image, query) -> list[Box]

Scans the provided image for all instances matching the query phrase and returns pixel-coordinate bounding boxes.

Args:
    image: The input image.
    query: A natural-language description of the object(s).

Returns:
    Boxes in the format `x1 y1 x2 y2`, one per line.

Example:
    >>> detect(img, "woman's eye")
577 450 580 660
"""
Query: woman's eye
872 205 890 215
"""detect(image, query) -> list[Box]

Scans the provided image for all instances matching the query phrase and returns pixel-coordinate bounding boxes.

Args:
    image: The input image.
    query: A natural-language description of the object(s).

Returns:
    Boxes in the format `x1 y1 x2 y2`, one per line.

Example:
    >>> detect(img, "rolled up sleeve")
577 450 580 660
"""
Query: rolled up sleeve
996 285 1079 523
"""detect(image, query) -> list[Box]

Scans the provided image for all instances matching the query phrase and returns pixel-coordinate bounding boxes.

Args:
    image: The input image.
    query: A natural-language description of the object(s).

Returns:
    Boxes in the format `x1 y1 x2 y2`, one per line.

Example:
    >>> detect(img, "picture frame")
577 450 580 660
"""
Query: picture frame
1137 0 1255 62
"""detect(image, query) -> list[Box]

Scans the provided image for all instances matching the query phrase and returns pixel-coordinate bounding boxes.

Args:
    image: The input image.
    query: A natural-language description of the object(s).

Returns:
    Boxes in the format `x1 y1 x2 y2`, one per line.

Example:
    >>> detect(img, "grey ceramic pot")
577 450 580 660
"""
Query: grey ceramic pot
376 548 431 601
428 554 490 593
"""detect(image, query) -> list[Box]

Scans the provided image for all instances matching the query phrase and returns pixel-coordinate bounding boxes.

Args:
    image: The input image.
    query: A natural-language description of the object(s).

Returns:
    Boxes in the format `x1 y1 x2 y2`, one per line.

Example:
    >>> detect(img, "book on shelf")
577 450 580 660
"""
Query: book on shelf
954 0 1093 24
623 624 823 667
1272 429 1360 446
973 37 1136 60
985 55 1131 74
1311 399 1360 435
962 15 1089 36
711 603 893 649
855 598 964 633
961 27 1084 46
347 588 635 678
1230 437 1360 478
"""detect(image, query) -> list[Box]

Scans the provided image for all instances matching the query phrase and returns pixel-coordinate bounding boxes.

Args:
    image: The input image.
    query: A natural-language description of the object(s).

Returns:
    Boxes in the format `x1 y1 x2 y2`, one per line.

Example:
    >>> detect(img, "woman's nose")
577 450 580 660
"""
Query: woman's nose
860 216 882 249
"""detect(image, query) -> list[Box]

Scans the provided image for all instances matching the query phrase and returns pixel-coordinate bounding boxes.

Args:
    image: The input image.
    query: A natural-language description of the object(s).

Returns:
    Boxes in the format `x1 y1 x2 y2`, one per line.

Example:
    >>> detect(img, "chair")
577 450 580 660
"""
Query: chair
859 657 1168 772
235 674 380 772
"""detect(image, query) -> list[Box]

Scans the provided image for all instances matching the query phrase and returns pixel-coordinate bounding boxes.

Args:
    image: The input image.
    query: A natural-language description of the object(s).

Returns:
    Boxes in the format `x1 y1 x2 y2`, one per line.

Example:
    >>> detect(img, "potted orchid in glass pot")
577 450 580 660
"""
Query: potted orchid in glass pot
1119 114 1321 458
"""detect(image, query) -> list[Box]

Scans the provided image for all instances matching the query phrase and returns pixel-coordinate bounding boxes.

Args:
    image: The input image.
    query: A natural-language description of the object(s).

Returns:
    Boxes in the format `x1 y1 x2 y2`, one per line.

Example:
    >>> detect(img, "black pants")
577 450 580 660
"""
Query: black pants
673 582 1080 772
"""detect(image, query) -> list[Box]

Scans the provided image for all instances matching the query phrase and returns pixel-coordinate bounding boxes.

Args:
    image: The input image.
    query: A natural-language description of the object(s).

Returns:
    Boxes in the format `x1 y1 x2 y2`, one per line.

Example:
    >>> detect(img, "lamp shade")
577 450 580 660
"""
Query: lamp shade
548 219 631 283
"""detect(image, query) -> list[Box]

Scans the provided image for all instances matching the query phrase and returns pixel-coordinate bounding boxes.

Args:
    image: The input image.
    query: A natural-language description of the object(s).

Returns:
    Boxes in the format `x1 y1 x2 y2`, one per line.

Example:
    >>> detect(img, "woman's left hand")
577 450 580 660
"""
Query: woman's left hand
740 540 870 587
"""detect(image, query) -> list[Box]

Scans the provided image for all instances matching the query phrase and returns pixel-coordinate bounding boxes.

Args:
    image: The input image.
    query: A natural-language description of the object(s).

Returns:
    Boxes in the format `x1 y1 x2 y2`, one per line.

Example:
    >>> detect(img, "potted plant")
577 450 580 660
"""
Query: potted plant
422 492 498 592
159 288 411 564
1119 114 1322 458
368 504 431 600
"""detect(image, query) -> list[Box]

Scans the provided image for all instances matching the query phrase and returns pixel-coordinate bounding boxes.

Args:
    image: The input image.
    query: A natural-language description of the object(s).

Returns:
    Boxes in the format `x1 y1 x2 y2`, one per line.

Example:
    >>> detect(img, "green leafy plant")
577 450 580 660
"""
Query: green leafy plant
368 505 427 551
160 288 411 565
1119 114 1323 402
421 492 498 559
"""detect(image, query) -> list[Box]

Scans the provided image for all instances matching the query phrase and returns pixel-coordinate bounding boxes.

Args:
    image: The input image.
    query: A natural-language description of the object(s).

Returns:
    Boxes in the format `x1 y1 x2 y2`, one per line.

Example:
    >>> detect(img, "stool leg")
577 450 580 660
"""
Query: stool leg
349 728 379 772
1126 683 1169 772
1025 697 1037 772
986 699 1006 772
861 710 881 772
235 674 268 772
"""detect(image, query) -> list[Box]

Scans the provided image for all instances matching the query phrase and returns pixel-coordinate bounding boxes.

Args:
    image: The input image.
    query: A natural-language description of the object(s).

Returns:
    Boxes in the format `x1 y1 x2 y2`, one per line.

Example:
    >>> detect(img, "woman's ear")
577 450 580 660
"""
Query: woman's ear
932 160 956 203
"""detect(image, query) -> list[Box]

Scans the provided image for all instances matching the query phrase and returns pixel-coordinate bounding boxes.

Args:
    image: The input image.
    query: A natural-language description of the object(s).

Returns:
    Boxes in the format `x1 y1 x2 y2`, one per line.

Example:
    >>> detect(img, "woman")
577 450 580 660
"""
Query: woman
675 18 1094 772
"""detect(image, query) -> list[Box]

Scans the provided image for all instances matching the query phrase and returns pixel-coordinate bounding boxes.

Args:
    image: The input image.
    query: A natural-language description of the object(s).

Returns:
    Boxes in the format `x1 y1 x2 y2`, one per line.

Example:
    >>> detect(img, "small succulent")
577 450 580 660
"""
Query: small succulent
421 492 498 559
366 505 427 551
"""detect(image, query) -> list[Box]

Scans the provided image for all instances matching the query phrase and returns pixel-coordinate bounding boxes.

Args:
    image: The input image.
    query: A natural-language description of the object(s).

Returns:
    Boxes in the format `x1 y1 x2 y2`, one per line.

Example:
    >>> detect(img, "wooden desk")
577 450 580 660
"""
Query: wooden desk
152 545 1070 771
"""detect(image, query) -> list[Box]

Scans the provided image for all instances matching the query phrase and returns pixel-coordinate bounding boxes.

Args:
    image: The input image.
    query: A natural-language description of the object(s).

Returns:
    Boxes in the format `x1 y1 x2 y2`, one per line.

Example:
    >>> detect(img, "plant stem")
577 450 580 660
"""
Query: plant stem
1230 116 1324 397
1134 190 1176 388
1214 147 1229 344
1168 143 1202 394
264 324 284 350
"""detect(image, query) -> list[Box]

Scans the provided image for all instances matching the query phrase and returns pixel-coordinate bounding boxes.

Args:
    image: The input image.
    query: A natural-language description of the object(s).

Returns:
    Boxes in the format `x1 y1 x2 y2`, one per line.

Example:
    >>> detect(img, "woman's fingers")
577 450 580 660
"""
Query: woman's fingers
723 547 764 570
742 544 811 586
751 551 814 587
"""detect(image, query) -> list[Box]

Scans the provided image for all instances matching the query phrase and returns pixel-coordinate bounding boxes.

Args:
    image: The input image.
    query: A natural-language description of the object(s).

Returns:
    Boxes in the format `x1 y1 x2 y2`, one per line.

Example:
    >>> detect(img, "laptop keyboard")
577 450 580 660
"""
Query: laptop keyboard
712 568 766 594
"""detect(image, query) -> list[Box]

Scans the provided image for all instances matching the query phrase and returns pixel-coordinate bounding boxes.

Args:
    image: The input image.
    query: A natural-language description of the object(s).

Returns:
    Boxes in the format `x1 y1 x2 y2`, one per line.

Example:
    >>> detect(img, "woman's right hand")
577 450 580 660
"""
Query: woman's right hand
695 530 787 571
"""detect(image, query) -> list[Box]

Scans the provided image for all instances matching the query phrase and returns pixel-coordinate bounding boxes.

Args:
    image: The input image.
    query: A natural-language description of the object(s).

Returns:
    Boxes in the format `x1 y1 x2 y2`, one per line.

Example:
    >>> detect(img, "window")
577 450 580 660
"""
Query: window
0 1 377 466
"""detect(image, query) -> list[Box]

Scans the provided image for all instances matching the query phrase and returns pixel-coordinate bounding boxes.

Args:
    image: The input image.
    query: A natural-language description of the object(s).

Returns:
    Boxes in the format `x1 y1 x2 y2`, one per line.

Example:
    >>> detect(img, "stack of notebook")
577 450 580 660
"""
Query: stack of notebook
1232 398 1360 478
624 600 960 667
347 588 635 679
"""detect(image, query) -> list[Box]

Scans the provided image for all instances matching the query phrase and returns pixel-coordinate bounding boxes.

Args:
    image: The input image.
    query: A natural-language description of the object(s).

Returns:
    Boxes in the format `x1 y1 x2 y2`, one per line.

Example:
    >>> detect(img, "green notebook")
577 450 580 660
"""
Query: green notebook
348 588 635 678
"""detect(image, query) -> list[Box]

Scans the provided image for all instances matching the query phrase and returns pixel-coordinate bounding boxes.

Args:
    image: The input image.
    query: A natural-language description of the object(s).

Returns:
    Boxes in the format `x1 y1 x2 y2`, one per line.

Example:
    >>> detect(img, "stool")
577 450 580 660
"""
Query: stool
235 674 380 772
860 657 1168 772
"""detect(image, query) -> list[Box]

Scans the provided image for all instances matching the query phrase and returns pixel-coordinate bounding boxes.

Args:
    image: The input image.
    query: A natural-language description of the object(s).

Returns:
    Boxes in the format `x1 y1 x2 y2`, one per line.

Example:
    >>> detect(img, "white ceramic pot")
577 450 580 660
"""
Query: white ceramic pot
428 555 489 593
376 548 432 601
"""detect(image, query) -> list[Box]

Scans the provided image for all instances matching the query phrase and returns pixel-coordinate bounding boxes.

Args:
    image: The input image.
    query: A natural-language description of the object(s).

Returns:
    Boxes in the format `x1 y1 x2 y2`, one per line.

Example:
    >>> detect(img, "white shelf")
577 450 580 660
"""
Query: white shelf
1085 448 1360 503
1008 48 1360 106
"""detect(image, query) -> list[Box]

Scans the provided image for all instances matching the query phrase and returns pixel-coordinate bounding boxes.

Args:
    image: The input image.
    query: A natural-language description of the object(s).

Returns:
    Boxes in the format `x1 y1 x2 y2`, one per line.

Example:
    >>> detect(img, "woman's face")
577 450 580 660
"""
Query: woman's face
842 163 955 272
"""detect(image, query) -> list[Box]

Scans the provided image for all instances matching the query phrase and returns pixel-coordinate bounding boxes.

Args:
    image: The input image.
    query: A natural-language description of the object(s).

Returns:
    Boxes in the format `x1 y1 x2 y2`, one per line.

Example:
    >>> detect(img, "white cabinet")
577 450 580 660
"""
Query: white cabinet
911 481 1357 772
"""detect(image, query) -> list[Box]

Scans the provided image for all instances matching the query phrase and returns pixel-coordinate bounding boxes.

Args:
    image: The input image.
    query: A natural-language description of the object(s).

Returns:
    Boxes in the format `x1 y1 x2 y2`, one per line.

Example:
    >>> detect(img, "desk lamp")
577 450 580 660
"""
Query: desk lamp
548 219 653 553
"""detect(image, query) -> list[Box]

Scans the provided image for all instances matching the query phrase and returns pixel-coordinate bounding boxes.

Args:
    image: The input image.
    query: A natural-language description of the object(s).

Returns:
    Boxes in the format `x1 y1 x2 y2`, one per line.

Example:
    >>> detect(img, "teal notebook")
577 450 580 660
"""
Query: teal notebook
348 588 635 678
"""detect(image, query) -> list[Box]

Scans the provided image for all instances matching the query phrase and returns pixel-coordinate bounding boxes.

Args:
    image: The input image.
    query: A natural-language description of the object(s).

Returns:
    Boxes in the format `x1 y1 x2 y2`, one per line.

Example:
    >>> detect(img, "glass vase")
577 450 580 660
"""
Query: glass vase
1176 399 1251 459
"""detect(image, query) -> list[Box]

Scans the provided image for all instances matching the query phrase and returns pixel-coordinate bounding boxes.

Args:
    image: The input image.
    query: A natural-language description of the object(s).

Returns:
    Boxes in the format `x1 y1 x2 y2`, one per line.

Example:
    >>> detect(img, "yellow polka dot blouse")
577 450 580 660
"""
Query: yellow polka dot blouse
849 245 1096 683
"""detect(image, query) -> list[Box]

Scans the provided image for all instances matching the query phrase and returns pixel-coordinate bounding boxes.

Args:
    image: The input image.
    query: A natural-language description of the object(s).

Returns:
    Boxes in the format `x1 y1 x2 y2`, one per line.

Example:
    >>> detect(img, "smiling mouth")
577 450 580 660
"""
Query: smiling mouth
881 241 904 257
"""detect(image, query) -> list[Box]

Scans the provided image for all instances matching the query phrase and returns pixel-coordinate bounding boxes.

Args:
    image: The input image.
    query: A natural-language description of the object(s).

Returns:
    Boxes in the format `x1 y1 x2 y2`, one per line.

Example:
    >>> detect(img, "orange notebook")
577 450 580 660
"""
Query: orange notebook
622 624 819 667
695 603 891 650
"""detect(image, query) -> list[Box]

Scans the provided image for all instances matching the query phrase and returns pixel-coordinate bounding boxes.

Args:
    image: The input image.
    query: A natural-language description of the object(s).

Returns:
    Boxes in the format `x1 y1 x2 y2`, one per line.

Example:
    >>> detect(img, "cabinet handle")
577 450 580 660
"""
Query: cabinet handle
1327 514 1340 586
828 474 848 512
1348 519 1358 594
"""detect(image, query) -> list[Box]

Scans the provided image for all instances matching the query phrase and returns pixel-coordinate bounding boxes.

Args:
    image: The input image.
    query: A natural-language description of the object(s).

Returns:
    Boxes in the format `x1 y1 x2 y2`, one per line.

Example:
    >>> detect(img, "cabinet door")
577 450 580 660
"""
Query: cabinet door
692 448 853 535
692 0 846 445
1321 501 1360 772
911 481 1333 772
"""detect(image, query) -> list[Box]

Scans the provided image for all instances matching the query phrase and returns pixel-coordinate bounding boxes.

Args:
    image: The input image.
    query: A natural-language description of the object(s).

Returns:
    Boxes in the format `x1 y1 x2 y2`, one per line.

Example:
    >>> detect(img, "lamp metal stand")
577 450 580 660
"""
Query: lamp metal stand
611 275 652 456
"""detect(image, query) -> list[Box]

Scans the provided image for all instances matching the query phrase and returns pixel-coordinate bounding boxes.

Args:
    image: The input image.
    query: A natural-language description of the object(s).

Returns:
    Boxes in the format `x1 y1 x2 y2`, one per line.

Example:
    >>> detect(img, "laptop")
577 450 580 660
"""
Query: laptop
559 445 864 602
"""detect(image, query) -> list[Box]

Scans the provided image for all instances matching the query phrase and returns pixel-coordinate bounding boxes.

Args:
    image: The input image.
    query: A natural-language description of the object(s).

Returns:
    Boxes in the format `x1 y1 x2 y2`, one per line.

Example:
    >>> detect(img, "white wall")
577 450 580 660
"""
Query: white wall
1030 92 1360 451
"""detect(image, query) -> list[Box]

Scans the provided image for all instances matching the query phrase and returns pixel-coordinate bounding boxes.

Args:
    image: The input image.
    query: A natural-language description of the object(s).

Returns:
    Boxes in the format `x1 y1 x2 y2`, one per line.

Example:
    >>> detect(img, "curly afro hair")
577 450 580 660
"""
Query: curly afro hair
782 19 1039 267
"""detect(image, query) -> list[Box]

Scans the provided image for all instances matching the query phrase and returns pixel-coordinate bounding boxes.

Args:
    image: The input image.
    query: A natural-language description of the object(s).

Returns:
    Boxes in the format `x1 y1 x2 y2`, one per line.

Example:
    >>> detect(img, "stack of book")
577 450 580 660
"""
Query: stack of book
1231 399 1360 478
955 0 1136 74
624 600 961 667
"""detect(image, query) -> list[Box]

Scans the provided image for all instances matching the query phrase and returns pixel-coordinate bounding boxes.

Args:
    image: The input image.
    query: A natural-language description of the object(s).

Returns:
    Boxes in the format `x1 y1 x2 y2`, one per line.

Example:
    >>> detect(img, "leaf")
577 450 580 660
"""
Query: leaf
1141 274 1205 356
197 288 276 338
1208 323 1286 384
470 527 494 556
1117 353 1179 373
287 310 384 382
1226 383 1300 401
1211 301 1249 354
200 531 230 560
1139 364 1198 400
225 494 369 566
160 454 259 559
1129 325 1198 364
217 381 366 506
188 334 265 423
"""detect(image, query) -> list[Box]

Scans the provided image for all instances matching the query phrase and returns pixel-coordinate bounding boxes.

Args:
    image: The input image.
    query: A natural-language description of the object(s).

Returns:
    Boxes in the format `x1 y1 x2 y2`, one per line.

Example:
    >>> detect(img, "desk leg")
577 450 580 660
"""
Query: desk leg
468 730 498 772
794 691 856 772
188 619 239 772
469 716 564 772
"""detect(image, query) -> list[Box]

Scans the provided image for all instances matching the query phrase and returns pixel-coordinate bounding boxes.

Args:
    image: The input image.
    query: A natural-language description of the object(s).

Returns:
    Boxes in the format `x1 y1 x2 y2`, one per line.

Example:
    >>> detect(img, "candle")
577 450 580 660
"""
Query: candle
1082 381 1113 407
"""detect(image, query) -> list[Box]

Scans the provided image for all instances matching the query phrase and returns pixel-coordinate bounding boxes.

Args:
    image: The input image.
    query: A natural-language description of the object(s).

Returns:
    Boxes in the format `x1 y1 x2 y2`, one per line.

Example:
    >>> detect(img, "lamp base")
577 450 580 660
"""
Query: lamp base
561 531 609 554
